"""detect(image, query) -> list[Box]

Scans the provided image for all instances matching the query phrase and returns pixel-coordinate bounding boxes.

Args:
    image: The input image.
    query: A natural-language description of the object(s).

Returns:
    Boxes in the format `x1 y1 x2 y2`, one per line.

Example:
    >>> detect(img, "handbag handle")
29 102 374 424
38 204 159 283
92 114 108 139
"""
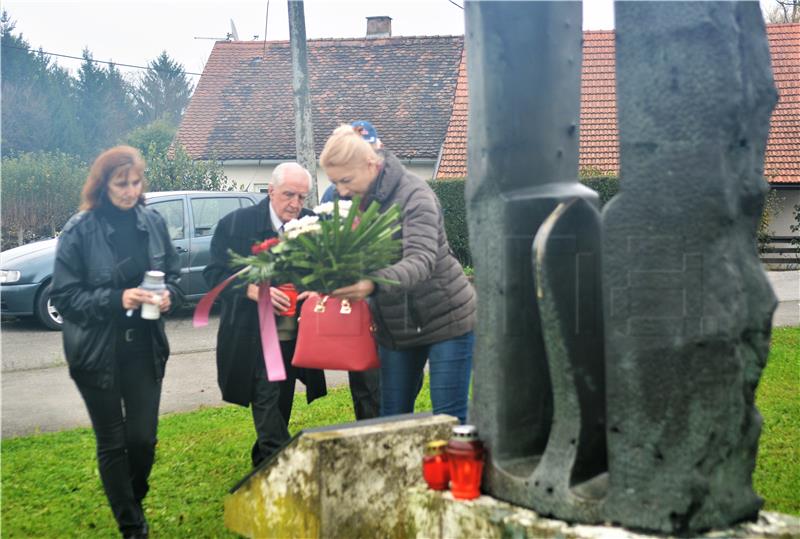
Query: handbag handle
312 295 352 315
313 295 329 313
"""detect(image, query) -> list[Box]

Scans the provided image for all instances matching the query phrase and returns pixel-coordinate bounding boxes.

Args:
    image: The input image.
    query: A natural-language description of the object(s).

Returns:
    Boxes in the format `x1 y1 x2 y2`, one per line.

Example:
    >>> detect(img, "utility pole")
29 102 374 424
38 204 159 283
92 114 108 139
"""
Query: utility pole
288 0 318 207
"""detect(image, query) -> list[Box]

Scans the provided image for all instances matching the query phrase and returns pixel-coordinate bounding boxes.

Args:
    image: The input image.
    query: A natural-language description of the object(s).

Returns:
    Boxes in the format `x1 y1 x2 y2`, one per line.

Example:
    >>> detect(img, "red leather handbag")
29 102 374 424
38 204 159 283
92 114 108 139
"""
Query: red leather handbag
292 295 380 371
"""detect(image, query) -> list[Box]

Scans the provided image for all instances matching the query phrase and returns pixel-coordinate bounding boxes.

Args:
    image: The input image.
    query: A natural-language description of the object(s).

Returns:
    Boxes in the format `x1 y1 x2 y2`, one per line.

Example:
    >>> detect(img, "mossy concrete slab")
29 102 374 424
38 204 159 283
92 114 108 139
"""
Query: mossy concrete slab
225 413 457 538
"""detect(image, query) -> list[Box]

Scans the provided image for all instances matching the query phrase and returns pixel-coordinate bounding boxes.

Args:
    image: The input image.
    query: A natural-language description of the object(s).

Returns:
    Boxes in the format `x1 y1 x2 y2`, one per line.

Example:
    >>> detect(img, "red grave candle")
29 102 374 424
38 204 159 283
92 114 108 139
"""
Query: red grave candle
422 440 450 490
446 425 485 500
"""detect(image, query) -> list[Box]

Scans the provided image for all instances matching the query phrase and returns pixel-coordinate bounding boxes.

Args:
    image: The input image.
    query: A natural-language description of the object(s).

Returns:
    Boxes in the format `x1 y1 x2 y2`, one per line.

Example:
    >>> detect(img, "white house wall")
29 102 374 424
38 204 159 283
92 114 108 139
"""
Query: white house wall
220 162 436 197
222 164 274 192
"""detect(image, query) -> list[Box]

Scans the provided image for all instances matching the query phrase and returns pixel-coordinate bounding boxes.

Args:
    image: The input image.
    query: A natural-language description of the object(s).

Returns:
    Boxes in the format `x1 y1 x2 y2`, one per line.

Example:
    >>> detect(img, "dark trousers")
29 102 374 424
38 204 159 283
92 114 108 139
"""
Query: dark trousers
250 339 298 467
75 334 161 536
249 342 379 466
348 368 381 420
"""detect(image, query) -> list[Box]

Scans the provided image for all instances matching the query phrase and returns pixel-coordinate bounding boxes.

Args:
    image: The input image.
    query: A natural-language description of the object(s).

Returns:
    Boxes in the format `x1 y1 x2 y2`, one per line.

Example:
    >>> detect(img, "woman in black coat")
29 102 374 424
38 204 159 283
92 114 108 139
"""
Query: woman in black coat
51 146 181 539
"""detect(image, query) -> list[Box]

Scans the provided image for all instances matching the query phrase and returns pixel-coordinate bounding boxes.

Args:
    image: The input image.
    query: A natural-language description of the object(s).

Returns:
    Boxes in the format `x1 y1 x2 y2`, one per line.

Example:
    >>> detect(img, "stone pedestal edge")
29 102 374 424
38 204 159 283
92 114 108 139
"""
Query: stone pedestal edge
405 486 800 539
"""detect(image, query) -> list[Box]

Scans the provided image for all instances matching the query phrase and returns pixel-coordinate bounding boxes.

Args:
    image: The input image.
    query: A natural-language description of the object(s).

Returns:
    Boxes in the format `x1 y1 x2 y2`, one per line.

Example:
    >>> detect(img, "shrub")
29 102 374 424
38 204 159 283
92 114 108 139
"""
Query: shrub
428 178 470 267
144 144 233 193
125 119 177 156
580 175 619 207
758 189 785 254
0 144 233 249
1 151 87 248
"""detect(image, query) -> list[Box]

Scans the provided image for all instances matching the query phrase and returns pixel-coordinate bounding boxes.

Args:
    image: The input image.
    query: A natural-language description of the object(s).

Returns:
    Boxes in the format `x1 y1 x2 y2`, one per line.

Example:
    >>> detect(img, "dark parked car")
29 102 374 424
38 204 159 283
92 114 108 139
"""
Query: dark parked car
1 190 266 330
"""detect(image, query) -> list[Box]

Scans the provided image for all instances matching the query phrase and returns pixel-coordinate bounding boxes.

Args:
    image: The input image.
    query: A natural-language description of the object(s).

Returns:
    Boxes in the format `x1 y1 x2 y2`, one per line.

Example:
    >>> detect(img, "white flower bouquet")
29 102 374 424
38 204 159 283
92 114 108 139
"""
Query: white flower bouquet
230 197 402 292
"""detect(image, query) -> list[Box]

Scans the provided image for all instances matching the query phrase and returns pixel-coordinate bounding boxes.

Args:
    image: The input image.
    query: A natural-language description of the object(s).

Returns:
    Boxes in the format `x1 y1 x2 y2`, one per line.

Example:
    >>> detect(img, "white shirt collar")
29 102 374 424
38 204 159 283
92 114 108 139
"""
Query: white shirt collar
268 200 284 232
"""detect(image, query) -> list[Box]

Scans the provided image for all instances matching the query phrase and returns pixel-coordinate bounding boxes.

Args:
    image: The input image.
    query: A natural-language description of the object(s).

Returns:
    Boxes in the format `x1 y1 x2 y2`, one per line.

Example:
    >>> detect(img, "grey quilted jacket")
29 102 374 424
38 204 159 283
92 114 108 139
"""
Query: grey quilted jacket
368 151 476 349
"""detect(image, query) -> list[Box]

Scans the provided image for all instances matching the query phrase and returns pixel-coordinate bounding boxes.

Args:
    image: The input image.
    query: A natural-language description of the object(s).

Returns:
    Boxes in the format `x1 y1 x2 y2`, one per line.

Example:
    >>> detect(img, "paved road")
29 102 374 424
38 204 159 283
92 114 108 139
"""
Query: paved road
1 307 221 372
1 309 348 438
768 271 799 327
1 349 349 438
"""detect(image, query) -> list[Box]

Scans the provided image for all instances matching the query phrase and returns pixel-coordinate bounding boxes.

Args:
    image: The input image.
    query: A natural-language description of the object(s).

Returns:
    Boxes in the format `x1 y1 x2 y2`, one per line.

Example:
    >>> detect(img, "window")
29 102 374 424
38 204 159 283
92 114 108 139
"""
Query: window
191 197 242 237
148 199 185 240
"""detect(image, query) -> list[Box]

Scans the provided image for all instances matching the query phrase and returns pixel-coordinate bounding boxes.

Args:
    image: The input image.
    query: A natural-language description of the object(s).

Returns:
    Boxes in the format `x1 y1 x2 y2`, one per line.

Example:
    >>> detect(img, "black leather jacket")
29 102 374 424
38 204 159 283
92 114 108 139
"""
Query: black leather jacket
51 204 182 389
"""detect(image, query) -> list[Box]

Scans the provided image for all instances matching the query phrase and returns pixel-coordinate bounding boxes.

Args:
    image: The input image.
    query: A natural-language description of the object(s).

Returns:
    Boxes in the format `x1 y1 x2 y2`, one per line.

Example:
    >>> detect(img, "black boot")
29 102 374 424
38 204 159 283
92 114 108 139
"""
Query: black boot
122 521 148 539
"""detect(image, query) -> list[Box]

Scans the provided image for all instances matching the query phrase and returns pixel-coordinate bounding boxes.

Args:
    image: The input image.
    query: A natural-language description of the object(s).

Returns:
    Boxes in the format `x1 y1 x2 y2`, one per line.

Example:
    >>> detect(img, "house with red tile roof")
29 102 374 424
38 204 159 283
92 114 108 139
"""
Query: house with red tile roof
175 18 462 192
176 21 799 237
437 23 800 238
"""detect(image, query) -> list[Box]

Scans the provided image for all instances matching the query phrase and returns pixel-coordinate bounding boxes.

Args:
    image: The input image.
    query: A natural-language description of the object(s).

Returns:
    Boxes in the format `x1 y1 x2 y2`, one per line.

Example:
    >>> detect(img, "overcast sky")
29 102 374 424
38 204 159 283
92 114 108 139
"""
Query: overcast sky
4 0 777 86
4 0 618 84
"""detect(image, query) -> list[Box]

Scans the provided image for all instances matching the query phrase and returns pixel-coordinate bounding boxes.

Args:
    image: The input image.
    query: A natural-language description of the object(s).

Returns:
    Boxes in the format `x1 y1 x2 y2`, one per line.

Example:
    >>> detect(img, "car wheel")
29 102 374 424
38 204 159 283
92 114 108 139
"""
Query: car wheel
35 282 63 331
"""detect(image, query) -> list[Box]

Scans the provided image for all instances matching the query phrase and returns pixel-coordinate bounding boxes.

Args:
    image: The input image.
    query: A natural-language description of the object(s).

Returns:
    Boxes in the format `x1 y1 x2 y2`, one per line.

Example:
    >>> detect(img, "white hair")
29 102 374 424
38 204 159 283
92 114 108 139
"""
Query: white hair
271 162 313 190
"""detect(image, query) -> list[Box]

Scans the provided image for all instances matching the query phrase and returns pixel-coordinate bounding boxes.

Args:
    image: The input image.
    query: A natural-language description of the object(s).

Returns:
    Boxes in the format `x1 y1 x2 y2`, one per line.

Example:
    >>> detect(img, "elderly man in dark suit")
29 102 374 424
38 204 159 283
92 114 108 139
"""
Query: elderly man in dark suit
204 162 327 467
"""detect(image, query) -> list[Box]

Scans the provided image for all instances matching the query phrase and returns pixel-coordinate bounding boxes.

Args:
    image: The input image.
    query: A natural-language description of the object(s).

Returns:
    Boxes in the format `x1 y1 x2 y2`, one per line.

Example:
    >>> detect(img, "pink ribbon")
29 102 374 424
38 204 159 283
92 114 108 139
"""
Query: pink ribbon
192 267 247 327
257 281 287 382
193 268 286 382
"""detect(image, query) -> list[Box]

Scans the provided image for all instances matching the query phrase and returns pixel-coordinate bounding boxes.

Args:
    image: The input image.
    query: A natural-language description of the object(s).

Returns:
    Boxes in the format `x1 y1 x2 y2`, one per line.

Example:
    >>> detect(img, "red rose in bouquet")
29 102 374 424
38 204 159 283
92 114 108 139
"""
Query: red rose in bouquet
251 237 280 255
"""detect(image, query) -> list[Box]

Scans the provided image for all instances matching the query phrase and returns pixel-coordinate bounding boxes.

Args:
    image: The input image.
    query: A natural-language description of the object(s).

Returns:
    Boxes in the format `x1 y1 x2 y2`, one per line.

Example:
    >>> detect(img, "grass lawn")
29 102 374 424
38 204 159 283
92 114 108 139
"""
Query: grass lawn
2 328 797 537
754 326 800 516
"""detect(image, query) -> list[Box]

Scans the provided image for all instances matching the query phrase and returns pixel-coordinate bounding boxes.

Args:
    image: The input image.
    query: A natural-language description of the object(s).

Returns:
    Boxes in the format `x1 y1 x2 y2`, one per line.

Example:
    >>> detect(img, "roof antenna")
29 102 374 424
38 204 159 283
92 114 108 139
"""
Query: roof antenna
230 19 240 41
193 21 233 42
263 0 270 58
194 34 230 41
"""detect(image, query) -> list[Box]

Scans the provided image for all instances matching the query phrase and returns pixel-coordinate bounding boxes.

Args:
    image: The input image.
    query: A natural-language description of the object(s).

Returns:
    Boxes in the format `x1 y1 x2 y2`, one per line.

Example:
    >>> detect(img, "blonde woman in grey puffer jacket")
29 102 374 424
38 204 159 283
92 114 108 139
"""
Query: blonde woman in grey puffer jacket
321 124 476 423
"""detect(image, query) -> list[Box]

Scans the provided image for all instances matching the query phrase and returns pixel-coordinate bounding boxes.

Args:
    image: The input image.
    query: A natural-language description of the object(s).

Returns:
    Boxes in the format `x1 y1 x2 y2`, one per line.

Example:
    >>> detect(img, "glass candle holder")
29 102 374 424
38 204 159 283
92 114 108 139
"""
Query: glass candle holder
422 440 450 490
446 425 485 500
276 283 298 317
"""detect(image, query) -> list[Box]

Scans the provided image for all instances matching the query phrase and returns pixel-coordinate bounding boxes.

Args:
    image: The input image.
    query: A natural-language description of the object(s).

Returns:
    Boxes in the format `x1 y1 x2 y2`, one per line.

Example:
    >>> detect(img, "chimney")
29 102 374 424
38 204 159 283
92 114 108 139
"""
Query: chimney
366 16 392 38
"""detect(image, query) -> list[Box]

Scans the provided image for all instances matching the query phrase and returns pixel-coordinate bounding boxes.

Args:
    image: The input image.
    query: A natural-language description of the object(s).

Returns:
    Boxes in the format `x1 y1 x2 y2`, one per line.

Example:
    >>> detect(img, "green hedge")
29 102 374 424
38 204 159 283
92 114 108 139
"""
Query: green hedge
428 179 471 266
0 146 232 249
428 176 620 267
581 175 620 207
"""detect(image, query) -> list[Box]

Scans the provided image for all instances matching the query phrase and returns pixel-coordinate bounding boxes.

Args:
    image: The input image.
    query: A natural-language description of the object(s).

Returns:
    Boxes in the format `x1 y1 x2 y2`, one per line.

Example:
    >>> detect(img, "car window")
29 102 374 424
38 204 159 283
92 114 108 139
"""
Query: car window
191 197 242 237
148 199 185 241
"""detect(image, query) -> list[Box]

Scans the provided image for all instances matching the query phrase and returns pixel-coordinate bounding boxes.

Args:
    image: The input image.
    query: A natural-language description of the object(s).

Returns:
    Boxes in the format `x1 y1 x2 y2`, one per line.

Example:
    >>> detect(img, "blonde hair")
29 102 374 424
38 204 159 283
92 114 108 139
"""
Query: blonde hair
320 124 382 169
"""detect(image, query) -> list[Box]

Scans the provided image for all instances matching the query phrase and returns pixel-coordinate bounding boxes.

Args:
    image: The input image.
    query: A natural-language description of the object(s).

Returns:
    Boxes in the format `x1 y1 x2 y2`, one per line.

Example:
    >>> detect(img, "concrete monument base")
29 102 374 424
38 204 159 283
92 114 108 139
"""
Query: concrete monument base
224 414 799 538
405 487 800 539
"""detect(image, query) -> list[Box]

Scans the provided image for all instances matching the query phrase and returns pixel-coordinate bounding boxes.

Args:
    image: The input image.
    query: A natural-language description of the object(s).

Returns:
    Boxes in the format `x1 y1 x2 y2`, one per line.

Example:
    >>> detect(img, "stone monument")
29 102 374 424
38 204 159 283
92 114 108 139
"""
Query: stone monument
603 2 778 533
467 0 778 534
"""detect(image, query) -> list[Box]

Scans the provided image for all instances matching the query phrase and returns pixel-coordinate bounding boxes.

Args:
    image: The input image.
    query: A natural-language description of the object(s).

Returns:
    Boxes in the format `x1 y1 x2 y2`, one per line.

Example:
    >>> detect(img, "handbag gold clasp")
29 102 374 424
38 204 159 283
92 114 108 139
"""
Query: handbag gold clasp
339 299 352 314
314 295 329 313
